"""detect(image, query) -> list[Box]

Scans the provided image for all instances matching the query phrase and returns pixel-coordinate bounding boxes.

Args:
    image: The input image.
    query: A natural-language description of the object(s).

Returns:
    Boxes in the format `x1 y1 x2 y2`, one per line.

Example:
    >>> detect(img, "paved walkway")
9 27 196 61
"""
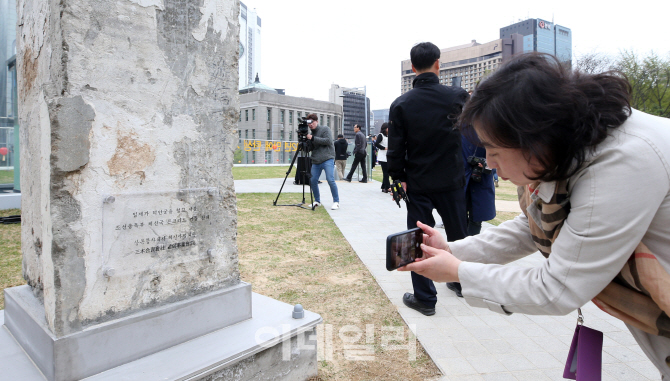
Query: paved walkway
235 178 660 381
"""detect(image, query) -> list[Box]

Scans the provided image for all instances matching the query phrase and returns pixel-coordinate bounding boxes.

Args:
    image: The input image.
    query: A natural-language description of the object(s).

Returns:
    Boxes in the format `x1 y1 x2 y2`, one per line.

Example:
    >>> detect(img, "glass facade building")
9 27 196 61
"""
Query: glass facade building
500 18 572 67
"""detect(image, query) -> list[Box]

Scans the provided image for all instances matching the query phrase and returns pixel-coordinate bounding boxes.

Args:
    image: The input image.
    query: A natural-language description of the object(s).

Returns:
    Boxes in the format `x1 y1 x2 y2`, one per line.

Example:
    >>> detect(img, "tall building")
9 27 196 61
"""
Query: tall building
238 79 342 164
329 85 372 140
500 18 572 67
239 2 262 89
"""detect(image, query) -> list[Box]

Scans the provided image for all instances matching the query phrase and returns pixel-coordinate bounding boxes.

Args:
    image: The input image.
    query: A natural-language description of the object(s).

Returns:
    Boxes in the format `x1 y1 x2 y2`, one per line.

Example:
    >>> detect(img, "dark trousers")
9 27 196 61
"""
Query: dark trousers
346 153 367 181
379 161 390 190
407 188 467 308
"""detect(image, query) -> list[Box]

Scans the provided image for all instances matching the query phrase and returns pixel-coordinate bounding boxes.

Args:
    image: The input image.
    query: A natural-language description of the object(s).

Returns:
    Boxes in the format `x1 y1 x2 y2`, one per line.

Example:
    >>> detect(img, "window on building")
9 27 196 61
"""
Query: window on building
320 114 324 125
252 109 256 120
239 112 242 122
281 130 284 140
238 130 241 139
245 130 249 139
245 109 249 121
252 129 256 138
289 110 293 123
289 131 293 141
327 115 331 127
298 111 302 118
267 108 272 121
267 129 271 140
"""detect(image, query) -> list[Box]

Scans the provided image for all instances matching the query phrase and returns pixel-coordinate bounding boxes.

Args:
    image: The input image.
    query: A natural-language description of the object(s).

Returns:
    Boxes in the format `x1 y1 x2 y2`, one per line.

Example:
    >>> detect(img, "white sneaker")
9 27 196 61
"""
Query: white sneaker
331 202 340 210
308 202 321 209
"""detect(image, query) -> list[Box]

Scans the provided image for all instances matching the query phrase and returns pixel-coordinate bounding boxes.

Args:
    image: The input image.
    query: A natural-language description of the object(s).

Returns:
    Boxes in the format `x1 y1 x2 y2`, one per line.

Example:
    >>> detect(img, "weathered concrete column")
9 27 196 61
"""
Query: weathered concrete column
18 0 240 336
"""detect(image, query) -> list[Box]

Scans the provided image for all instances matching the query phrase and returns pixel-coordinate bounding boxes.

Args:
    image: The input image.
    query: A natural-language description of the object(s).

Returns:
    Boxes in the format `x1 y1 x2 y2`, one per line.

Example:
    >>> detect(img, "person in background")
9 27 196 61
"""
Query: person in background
375 123 391 193
334 134 348 180
401 53 670 378
345 124 368 183
370 135 378 170
446 134 496 298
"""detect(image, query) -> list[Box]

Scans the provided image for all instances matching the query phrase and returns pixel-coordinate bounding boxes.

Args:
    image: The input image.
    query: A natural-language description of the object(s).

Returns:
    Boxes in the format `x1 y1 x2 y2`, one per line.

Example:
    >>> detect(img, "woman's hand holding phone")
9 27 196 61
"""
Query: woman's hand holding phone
398 221 461 283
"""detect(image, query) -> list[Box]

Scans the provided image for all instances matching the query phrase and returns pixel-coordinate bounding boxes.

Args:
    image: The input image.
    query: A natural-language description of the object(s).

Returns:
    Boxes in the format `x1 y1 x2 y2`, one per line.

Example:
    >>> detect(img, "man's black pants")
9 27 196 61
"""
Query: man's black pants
346 153 367 181
407 188 467 308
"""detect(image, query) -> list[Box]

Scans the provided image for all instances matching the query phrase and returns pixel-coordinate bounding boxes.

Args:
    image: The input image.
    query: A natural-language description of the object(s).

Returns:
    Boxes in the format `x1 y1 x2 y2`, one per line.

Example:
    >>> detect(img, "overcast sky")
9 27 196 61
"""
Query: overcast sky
244 0 668 111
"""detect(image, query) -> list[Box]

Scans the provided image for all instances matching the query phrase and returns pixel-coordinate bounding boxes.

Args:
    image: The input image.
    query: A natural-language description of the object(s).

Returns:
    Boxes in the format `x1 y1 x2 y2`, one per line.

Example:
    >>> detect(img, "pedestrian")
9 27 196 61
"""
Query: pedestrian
401 52 670 378
375 123 390 193
344 124 368 183
370 135 377 170
387 42 468 316
333 134 348 180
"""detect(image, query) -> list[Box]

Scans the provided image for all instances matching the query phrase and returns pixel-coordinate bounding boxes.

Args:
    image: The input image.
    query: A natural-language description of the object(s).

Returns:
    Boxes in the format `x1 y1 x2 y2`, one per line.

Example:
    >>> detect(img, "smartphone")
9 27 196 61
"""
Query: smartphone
386 228 423 271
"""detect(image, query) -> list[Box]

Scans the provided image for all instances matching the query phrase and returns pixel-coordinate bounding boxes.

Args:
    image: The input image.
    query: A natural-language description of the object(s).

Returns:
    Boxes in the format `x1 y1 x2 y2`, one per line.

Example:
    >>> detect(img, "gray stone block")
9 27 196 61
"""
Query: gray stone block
4 282 252 381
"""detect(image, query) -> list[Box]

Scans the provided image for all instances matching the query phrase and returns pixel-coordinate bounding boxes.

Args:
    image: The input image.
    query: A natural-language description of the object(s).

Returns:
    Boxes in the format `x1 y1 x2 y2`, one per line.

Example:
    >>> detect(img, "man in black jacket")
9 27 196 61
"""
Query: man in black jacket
334 134 348 180
387 42 468 316
344 124 368 183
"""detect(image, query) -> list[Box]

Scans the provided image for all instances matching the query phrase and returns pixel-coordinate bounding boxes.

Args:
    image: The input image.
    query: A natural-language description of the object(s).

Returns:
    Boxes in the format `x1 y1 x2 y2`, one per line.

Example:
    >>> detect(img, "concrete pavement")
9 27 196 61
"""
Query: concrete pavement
235 177 660 381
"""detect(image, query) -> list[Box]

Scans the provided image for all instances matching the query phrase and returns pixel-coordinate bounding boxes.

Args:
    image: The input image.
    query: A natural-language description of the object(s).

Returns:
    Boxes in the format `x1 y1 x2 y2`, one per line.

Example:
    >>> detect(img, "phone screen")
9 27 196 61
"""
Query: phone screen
386 228 423 271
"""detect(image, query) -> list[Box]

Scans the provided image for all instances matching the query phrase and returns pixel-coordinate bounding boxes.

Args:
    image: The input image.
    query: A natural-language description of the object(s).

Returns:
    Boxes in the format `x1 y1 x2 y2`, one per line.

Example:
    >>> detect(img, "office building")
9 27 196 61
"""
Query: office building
239 78 342 164
239 2 261 89
329 84 372 140
500 18 572 67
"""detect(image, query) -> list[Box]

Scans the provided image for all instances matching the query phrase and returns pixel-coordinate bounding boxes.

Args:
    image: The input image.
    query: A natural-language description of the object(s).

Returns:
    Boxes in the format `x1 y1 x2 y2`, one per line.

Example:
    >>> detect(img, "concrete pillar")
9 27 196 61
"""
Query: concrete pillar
17 0 240 337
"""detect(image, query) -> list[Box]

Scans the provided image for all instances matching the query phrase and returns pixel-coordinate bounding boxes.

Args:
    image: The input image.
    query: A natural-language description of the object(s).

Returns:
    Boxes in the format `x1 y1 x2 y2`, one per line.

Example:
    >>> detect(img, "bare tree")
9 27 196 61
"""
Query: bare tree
574 51 613 74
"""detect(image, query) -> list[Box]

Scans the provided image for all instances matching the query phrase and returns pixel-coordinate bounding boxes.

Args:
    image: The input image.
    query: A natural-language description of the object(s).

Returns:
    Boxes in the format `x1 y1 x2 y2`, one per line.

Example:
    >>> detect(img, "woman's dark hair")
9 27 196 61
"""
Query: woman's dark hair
380 123 389 135
460 52 631 182
410 42 440 71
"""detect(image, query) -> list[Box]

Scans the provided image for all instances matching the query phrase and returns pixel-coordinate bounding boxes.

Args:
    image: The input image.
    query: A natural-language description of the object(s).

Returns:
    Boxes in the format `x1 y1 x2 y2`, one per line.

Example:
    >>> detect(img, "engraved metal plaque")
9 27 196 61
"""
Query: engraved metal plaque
101 188 222 276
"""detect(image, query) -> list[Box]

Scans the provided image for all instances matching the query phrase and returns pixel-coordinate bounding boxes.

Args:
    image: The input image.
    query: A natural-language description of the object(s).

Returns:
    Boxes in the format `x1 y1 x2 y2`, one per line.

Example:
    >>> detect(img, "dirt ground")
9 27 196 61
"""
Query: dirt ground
237 193 442 381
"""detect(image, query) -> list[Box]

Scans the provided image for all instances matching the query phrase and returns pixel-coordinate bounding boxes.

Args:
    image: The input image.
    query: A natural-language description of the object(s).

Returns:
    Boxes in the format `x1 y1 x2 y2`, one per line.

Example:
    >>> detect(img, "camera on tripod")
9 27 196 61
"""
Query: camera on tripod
296 117 313 152
467 156 492 183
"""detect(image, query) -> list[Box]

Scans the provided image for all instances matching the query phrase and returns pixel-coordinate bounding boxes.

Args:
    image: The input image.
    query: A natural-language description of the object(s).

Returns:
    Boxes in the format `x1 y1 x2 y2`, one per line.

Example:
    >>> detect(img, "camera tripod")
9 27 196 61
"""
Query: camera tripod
273 140 316 210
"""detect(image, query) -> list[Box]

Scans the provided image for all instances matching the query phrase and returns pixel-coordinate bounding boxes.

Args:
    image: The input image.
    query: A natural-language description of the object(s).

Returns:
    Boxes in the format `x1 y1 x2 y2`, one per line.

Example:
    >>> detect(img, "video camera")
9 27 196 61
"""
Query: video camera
297 117 311 140
467 156 492 183
296 117 313 152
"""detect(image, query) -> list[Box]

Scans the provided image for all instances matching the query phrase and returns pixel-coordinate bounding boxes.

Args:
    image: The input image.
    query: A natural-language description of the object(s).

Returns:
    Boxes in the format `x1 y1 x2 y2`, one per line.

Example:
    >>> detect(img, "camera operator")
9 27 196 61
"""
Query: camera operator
387 42 468 316
306 114 340 210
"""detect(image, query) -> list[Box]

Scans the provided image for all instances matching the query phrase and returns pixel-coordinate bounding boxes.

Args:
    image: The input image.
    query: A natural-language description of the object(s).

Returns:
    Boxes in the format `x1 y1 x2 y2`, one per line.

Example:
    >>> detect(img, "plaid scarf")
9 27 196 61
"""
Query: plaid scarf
519 182 670 338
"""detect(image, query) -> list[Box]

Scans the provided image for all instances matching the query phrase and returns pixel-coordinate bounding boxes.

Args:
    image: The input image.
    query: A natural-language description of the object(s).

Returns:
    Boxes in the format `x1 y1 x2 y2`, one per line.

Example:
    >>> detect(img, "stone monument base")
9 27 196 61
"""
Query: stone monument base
1 286 321 381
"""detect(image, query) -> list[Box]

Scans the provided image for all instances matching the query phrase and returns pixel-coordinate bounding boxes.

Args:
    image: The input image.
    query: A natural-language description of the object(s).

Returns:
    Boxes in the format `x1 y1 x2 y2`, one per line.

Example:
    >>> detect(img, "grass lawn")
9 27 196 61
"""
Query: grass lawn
494 179 519 201
232 165 291 180
0 208 22 310
0 170 14 184
230 193 441 380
